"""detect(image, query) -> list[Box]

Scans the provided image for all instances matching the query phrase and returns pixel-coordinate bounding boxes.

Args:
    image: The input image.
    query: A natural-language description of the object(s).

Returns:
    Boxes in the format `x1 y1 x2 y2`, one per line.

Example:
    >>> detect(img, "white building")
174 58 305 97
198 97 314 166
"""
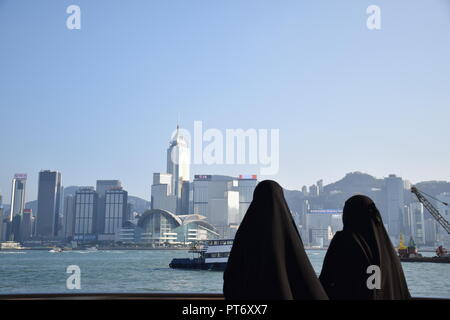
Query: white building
151 173 177 213
9 173 27 222
166 125 190 207
305 209 343 247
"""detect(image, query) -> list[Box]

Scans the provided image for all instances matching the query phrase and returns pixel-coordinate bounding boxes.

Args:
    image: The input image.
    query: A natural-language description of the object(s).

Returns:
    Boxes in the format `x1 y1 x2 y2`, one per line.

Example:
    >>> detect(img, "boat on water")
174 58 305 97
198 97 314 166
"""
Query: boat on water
84 246 98 251
397 235 450 263
49 247 63 253
169 239 233 271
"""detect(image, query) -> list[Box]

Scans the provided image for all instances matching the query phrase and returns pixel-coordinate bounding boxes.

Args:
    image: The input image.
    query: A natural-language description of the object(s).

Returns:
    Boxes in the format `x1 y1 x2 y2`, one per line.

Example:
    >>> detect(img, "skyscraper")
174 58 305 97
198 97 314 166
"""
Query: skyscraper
103 187 128 240
95 180 121 234
63 195 76 240
20 209 33 241
385 174 404 240
151 173 177 213
166 125 190 212
74 187 98 241
0 192 4 241
237 175 258 222
36 170 62 239
9 174 27 221
409 202 425 245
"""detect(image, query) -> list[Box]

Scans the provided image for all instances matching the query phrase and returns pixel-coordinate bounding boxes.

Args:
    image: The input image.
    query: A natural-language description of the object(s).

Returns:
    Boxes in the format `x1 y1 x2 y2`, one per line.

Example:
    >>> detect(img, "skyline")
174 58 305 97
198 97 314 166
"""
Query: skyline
1 167 448 206
1 1 450 201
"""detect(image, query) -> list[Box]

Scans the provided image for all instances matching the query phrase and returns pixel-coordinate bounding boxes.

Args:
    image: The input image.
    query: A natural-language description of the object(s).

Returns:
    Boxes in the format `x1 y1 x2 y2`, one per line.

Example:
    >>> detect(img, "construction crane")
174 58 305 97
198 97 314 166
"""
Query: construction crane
411 186 450 235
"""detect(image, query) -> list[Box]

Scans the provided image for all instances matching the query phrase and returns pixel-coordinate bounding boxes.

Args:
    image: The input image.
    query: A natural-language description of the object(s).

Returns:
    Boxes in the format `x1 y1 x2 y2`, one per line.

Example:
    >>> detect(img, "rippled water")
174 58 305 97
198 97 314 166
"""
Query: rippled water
0 250 448 298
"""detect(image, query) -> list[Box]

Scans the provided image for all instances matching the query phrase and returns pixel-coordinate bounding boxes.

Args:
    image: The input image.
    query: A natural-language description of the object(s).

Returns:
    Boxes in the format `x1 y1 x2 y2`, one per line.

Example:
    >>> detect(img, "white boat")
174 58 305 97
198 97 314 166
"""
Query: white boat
169 239 233 270
49 247 63 253
85 246 98 251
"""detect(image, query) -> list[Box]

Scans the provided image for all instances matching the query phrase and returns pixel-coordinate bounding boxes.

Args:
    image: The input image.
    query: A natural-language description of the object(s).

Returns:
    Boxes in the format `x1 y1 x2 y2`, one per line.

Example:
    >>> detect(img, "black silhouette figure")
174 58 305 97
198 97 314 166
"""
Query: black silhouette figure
319 195 411 300
223 180 328 300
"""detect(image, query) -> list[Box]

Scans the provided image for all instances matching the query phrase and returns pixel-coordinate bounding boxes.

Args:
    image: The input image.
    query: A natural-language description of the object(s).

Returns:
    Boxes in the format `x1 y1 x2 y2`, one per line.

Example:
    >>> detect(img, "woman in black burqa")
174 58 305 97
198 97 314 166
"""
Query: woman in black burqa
319 195 411 300
223 180 328 300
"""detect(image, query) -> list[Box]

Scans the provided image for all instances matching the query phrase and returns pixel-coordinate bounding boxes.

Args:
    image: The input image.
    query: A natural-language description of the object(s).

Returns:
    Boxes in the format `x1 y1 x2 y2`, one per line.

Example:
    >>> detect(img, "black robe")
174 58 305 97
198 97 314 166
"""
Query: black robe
223 180 328 300
319 195 411 300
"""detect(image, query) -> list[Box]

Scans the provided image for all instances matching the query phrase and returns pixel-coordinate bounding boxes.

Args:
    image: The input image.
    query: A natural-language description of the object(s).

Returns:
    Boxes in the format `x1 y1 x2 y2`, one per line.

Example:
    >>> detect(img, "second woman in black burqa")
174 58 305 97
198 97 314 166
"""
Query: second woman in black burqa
319 195 411 299
223 180 328 300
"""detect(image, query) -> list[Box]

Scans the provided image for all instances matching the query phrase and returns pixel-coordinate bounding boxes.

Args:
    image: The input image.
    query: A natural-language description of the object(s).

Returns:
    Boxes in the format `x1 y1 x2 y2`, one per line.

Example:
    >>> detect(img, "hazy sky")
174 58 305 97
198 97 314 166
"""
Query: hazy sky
1 0 450 202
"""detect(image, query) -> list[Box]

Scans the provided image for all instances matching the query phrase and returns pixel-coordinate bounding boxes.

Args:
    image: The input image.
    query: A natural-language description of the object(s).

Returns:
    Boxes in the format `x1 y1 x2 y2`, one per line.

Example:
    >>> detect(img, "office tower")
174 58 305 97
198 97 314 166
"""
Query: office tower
209 191 240 226
424 218 438 246
305 209 343 247
63 195 76 240
166 125 190 210
309 184 319 197
74 187 98 241
237 175 258 223
409 202 425 245
20 209 33 241
36 170 62 239
317 179 324 194
180 180 191 214
192 175 241 234
151 173 177 213
436 193 450 246
9 174 27 222
301 185 308 197
103 187 128 239
0 192 4 241
385 174 404 239
95 180 121 234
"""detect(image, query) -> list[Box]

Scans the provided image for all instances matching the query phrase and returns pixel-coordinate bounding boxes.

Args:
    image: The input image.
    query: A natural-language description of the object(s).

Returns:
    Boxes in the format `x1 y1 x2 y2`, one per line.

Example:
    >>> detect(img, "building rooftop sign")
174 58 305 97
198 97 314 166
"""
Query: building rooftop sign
308 209 343 214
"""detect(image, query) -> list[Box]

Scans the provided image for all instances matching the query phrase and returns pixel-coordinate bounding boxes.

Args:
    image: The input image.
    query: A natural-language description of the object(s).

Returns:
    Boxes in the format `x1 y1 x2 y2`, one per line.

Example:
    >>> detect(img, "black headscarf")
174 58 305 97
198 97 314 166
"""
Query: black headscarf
223 180 328 300
319 195 411 300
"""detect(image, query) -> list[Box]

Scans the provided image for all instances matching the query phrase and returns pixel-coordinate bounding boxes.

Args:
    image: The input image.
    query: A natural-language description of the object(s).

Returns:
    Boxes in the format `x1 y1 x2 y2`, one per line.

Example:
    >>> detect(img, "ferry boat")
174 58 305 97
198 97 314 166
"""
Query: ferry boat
169 239 233 271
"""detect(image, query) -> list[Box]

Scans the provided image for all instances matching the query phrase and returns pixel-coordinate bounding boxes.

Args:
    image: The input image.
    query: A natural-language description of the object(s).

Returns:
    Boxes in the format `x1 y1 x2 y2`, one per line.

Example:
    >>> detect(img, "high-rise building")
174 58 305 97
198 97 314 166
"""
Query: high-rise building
36 170 62 239
151 173 177 213
9 174 27 222
237 175 258 222
95 180 121 234
192 175 247 236
63 195 76 240
20 209 33 241
409 202 425 245
385 174 404 240
436 193 450 246
74 187 98 241
309 184 319 197
103 187 128 239
317 179 324 194
301 186 308 197
0 192 4 241
166 125 190 212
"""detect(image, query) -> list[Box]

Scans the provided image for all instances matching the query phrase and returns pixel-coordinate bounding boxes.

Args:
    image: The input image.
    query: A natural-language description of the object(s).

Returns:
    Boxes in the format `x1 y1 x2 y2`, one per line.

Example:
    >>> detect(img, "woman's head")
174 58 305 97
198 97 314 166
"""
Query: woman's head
343 195 383 232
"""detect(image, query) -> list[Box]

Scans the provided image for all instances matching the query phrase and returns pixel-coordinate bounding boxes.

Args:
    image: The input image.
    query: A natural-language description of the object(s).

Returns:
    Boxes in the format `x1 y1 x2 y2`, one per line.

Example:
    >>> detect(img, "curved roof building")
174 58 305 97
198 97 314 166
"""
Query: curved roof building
136 209 219 244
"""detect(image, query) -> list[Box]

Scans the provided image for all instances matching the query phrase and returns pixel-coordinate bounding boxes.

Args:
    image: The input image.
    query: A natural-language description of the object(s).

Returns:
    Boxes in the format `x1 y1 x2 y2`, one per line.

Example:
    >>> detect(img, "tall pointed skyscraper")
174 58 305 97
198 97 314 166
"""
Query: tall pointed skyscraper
166 125 190 207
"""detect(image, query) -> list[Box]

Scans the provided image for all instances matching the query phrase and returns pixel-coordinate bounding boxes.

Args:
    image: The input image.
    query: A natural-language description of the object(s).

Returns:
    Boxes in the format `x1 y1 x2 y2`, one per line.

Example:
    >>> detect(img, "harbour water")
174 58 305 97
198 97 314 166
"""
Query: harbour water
0 249 448 298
